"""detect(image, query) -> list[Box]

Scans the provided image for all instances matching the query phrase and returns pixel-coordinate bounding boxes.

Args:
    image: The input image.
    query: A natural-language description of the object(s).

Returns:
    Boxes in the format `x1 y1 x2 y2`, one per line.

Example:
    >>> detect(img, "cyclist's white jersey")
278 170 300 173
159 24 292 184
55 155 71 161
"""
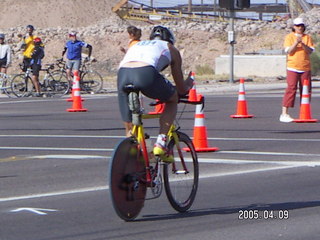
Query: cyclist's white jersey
0 44 11 65
119 40 171 72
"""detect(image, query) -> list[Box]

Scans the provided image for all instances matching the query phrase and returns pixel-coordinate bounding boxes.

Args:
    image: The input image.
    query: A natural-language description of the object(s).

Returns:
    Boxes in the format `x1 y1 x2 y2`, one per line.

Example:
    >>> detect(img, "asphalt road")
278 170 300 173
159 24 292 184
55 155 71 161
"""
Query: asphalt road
1 87 320 240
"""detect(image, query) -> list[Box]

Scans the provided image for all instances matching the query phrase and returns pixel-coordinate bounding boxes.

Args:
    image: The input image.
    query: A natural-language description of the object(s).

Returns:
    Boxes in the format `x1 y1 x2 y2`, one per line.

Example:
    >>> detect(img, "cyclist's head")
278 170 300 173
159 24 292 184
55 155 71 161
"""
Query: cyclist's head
69 31 77 38
34 37 42 45
26 25 34 31
0 33 5 40
149 26 175 45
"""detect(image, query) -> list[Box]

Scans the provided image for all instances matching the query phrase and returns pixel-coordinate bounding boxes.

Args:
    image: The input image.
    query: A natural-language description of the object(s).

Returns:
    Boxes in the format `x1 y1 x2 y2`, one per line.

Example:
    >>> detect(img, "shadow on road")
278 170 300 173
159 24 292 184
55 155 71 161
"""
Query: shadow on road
139 200 320 221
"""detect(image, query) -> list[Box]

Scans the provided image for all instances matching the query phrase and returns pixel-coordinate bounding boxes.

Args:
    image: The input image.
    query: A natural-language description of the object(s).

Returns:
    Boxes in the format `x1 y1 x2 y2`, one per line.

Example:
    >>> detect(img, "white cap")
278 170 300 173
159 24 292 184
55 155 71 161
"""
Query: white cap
293 18 305 26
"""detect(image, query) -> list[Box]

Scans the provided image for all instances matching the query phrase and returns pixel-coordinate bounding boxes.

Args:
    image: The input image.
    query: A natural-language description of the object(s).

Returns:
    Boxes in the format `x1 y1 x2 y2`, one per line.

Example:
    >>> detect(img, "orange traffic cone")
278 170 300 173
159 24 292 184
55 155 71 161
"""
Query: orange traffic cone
148 99 164 115
230 78 254 118
294 79 317 123
188 72 198 102
190 103 219 152
66 74 76 102
67 72 87 112
67 71 84 102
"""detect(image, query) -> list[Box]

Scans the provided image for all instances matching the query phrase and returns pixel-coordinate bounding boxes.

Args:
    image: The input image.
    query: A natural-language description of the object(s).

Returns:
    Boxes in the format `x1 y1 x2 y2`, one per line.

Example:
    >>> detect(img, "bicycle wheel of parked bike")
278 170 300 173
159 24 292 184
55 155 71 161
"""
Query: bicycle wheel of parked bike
11 74 32 97
0 73 12 97
109 137 147 221
81 70 103 94
163 131 199 212
48 71 70 97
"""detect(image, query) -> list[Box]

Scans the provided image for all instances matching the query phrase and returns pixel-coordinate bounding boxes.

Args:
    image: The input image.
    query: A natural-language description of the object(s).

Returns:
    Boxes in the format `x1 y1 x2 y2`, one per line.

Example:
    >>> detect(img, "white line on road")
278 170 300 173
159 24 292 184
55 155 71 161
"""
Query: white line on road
0 186 109 202
0 146 319 158
1 134 320 142
0 146 114 152
0 161 315 203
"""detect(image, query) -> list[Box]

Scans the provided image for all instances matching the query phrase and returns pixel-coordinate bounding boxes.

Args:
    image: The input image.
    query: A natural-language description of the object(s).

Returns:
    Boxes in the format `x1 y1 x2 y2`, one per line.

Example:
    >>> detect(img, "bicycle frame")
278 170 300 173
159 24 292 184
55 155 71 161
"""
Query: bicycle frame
131 113 185 185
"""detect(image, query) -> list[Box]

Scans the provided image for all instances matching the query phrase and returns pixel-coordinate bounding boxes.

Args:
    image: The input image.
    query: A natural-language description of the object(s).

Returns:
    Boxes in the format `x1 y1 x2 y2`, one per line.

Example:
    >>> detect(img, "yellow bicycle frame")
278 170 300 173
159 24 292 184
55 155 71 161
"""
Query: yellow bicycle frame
130 113 182 184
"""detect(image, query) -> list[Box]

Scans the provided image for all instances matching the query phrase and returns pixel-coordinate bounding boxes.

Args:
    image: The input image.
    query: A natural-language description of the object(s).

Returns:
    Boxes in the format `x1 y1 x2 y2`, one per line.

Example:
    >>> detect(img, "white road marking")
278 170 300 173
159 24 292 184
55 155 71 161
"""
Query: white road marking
0 159 317 203
0 186 108 202
10 207 57 215
29 155 107 159
1 134 320 142
0 134 124 139
218 150 320 157
0 145 318 159
0 146 114 152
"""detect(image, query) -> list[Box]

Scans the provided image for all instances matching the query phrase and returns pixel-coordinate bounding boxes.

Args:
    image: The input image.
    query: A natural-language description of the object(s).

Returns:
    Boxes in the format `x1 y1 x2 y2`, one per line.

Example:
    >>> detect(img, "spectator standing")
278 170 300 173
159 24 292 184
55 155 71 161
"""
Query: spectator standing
30 37 45 96
280 18 314 123
120 26 142 54
19 25 44 96
0 33 11 74
62 32 92 82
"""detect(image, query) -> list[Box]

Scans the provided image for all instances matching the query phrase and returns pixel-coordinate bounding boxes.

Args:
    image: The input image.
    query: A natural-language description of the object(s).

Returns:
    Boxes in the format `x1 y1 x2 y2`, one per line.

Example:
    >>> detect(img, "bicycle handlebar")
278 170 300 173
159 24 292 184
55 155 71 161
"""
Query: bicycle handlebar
149 94 204 106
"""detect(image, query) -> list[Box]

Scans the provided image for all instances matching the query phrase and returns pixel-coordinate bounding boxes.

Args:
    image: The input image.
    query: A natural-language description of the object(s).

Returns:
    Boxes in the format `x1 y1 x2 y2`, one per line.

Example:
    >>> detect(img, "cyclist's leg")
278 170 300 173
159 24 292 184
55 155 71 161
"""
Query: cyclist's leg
117 67 135 136
139 67 176 134
163 131 199 212
66 59 77 84
31 63 41 95
139 66 176 159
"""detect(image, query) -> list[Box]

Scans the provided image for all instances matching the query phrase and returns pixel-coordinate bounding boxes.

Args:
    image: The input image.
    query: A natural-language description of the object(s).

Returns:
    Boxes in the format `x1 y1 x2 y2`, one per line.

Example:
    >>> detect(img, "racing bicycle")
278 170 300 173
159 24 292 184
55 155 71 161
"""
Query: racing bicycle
10 63 70 98
55 59 103 94
109 84 201 221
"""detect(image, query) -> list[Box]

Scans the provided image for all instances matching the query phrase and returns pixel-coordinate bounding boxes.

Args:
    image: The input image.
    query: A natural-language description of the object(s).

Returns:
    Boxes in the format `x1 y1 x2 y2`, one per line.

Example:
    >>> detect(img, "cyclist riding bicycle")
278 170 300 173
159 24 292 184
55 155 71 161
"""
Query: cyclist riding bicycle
117 25 194 162
0 33 11 74
61 31 92 83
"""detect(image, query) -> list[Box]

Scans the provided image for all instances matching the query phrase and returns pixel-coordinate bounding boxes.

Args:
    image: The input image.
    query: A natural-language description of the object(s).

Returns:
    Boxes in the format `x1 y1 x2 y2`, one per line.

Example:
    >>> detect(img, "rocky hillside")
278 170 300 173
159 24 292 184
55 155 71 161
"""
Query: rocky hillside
1 0 319 77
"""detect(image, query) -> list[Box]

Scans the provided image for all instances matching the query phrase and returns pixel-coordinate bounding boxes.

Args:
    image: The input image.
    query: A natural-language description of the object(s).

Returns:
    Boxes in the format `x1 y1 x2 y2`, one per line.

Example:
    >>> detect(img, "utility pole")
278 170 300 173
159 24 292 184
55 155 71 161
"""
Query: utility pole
228 10 235 83
188 0 192 12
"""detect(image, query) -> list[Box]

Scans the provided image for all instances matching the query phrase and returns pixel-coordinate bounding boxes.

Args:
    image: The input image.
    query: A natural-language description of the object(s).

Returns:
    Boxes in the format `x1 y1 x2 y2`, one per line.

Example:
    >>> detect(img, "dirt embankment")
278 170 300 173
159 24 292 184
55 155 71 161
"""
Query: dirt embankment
0 0 304 78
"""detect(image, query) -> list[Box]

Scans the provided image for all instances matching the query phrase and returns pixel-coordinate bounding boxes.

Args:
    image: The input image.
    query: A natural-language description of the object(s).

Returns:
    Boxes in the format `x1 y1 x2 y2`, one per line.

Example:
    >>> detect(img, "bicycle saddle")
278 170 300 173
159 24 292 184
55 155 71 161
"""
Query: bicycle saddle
123 84 139 93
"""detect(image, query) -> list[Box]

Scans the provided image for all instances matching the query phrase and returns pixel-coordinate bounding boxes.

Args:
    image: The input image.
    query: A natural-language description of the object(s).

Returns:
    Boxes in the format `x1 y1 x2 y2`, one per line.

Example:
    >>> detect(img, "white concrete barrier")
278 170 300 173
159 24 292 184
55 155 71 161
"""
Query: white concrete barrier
215 55 286 77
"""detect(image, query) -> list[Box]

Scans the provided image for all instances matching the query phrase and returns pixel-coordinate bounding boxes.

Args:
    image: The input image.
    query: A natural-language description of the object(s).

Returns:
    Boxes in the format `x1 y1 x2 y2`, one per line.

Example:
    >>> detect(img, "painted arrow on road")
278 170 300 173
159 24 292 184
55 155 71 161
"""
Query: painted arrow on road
10 207 58 215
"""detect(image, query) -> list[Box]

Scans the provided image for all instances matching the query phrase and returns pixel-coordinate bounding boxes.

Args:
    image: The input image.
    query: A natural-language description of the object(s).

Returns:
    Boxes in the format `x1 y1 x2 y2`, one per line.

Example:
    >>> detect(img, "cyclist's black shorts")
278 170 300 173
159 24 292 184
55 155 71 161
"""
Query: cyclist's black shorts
0 59 7 68
117 65 175 122
23 58 41 77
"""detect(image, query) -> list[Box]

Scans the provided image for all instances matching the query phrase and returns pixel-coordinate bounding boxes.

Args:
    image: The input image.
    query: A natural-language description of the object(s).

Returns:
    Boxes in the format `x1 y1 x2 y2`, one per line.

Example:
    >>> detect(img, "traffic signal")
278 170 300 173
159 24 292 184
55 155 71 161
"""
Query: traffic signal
219 0 250 10
236 0 250 9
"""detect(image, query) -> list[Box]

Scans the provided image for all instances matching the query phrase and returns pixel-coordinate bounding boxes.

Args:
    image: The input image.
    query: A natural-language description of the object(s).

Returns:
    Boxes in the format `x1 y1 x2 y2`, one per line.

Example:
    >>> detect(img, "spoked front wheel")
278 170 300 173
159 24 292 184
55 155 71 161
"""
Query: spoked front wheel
109 137 147 221
11 74 32 97
81 70 103 94
47 71 70 97
163 131 199 212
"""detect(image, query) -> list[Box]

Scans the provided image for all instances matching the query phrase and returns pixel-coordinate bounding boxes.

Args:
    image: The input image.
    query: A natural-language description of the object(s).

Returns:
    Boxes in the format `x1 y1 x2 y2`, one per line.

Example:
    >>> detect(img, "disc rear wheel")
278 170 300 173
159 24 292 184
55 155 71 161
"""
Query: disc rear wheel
109 137 147 221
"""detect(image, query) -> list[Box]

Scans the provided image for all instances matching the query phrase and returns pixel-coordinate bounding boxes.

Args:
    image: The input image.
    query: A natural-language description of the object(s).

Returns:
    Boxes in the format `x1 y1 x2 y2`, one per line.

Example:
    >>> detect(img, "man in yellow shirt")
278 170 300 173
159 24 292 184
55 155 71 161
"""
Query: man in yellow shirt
280 18 314 122
20 25 43 96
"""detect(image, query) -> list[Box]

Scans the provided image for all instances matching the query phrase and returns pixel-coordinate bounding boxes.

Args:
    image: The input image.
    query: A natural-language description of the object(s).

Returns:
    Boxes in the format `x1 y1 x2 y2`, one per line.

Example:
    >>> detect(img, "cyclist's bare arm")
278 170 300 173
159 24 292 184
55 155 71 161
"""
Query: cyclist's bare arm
168 43 193 95
86 44 93 58
61 47 67 57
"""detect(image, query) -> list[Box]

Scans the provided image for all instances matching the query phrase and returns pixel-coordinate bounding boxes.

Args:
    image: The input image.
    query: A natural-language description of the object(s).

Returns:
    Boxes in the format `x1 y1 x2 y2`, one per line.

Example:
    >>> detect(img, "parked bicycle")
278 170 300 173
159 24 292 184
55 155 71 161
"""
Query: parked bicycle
10 63 70 98
55 59 103 94
109 84 201 221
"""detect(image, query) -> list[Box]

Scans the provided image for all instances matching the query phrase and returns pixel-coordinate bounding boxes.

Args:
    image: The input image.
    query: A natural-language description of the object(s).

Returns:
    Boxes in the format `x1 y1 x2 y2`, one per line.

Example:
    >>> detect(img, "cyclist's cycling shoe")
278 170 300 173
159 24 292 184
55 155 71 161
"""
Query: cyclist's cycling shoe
34 92 43 97
153 143 174 163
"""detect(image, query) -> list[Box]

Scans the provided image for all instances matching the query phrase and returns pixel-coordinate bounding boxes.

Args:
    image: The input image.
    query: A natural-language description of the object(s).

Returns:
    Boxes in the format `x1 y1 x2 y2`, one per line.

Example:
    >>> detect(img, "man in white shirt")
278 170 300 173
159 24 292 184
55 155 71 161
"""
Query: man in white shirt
0 33 11 74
